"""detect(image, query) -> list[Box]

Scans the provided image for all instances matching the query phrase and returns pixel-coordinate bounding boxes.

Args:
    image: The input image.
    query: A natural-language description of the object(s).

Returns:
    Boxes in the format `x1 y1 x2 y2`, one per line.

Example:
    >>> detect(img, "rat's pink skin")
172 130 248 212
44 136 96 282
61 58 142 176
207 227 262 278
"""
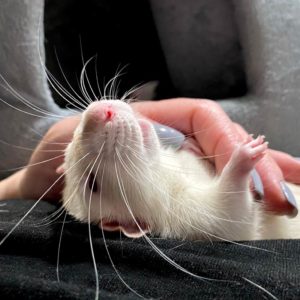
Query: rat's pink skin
62 100 300 241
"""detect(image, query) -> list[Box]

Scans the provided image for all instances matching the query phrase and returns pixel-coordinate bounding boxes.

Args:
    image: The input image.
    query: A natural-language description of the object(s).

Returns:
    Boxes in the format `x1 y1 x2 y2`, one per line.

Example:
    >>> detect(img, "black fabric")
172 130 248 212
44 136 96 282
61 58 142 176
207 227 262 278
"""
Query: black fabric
1 199 300 299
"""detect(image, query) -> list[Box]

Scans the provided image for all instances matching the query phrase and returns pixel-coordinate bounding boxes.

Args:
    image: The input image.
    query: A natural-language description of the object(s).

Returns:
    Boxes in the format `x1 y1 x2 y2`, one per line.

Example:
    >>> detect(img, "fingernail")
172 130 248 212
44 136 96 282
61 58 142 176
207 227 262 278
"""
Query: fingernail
152 123 185 150
280 181 298 217
250 169 264 199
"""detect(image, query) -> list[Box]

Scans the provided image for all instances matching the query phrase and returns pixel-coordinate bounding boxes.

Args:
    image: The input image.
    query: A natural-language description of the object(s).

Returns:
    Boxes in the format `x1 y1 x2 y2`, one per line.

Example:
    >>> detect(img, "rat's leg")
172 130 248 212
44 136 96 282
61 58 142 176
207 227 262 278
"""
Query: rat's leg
215 136 268 239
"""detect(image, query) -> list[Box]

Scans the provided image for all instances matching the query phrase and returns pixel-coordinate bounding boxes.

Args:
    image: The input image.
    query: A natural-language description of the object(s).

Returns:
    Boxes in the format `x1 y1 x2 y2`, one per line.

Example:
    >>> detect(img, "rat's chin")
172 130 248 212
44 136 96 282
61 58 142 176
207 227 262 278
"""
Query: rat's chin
99 217 150 238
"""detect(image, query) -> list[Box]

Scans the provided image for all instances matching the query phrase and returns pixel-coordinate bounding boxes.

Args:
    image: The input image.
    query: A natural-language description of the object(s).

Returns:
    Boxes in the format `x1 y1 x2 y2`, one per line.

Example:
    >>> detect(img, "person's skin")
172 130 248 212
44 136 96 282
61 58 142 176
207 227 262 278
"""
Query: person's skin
0 98 299 216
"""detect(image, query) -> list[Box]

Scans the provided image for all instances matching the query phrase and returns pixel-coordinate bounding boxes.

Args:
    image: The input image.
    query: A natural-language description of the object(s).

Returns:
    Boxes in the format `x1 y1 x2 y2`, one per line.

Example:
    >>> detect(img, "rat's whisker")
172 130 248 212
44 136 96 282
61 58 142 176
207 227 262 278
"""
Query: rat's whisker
80 57 97 104
122 151 250 225
56 211 67 283
93 55 103 100
86 150 107 300
0 153 65 173
118 151 275 254
38 157 97 226
109 159 151 298
0 75 64 118
243 277 278 300
114 160 225 283
102 69 124 100
0 139 65 152
54 48 90 106
122 152 276 248
122 137 232 161
0 152 91 247
46 70 87 111
36 18 87 111
0 96 62 120
78 39 97 104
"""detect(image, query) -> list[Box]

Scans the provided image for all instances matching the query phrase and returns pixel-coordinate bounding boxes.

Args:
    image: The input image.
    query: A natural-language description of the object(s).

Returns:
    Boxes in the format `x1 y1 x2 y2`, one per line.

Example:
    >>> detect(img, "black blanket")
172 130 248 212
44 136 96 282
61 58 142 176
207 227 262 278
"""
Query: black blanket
0 199 300 299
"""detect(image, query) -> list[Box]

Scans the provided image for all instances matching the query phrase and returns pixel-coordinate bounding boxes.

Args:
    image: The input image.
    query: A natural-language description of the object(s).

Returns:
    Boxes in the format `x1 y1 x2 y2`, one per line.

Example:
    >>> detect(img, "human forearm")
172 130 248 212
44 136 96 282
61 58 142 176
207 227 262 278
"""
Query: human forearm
0 169 24 200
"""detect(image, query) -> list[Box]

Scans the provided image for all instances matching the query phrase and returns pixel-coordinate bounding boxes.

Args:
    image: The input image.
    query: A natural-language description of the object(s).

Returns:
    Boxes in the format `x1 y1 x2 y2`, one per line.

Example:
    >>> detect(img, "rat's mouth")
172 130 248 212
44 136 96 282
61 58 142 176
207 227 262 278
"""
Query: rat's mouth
100 218 150 238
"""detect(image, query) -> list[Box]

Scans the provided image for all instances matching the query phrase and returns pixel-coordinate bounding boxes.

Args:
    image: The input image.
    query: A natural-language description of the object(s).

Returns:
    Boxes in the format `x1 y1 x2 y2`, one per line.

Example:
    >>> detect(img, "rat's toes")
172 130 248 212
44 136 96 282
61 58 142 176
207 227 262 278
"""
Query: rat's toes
226 135 268 177
249 141 268 159
246 135 265 148
230 139 268 173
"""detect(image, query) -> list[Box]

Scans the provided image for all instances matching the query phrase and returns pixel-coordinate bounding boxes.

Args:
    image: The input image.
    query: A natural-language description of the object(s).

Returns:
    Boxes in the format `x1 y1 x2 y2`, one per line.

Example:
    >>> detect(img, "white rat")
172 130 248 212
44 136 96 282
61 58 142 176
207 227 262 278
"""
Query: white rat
62 100 300 241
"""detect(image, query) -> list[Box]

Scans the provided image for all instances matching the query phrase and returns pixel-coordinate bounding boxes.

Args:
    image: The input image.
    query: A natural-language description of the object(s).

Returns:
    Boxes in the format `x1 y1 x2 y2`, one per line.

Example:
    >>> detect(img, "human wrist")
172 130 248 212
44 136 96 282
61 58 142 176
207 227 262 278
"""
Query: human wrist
0 169 24 200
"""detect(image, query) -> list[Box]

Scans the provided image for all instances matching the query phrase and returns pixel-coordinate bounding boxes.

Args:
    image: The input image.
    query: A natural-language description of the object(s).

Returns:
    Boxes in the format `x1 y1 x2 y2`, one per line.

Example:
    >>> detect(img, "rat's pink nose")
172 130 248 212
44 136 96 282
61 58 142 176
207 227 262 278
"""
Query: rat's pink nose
98 106 115 122
105 109 114 121
83 102 118 133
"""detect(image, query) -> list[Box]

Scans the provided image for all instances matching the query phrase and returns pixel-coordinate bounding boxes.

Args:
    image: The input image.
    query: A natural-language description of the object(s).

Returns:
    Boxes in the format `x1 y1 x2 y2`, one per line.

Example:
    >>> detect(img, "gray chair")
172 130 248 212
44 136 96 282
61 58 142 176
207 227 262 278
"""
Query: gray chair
1 1 299 177
151 0 300 155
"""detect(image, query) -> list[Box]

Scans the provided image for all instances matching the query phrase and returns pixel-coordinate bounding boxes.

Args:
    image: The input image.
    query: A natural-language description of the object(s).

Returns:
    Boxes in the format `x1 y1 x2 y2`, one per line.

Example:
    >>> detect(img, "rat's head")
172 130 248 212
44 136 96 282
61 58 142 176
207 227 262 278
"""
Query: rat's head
63 100 163 237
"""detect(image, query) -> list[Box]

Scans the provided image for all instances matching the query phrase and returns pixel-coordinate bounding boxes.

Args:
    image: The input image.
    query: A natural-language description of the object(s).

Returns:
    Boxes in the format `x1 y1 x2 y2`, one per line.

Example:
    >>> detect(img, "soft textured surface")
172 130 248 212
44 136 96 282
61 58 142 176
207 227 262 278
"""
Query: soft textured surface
0 0 70 178
1 199 300 299
150 0 300 154
149 0 246 99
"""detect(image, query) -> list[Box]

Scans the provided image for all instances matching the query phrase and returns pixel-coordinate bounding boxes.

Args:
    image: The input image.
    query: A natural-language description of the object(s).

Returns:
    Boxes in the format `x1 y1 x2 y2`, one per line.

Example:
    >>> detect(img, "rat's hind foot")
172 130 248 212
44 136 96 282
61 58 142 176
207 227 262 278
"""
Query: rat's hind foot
222 135 268 179
236 135 268 170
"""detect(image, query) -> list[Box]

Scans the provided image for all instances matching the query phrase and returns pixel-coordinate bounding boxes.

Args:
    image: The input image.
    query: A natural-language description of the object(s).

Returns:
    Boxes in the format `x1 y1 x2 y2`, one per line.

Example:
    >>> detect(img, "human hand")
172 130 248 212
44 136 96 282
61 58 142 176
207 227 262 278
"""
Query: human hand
0 115 81 202
132 98 300 216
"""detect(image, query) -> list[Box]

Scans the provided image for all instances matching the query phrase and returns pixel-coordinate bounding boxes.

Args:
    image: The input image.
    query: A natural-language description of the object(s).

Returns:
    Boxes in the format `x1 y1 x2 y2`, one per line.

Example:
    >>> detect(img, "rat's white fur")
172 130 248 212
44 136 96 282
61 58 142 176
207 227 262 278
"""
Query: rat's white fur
63 100 300 241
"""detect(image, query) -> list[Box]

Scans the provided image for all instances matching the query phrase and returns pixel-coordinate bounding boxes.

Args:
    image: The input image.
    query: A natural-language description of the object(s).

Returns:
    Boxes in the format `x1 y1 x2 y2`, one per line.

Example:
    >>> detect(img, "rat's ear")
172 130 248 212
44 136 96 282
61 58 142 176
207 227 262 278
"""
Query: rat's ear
100 221 150 238
120 227 149 239
130 81 159 100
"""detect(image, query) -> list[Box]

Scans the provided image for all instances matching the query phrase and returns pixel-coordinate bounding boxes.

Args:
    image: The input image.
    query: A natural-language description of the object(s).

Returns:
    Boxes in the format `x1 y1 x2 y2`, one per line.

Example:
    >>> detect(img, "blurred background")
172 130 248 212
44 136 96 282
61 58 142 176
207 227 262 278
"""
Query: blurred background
44 0 246 106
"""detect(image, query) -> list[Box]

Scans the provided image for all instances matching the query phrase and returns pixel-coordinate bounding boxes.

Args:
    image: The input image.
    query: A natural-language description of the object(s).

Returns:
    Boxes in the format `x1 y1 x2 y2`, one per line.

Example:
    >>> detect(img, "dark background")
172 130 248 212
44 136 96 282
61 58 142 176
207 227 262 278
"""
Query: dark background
44 0 246 107
44 0 173 106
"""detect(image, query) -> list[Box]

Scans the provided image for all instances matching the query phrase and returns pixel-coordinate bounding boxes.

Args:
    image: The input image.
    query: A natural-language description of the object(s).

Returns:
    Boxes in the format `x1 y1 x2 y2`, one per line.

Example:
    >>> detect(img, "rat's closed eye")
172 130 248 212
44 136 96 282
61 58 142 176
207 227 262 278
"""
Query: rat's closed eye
88 173 98 193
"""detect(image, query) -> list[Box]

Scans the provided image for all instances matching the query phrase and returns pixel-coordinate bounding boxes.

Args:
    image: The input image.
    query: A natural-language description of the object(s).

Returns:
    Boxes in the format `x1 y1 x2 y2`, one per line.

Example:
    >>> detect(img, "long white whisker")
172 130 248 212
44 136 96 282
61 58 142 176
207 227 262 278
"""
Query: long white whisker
94 55 103 99
36 16 87 111
85 144 106 300
114 158 226 283
54 48 89 104
243 277 278 300
38 159 96 227
0 139 64 152
79 39 96 103
0 154 65 173
56 211 67 282
46 70 87 111
103 66 126 100
99 160 144 298
122 142 255 195
0 75 64 118
117 150 275 253
0 152 90 246
80 57 97 104
0 96 61 120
